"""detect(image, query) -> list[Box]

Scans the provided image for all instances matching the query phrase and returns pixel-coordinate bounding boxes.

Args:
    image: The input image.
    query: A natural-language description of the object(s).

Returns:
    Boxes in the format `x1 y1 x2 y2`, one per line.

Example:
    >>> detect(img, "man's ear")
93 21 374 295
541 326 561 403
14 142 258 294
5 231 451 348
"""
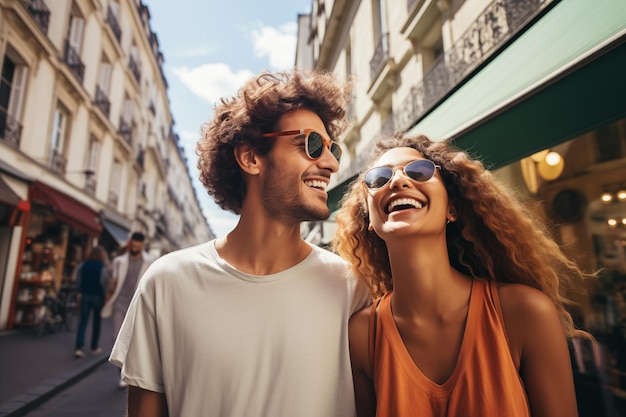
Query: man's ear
234 143 261 175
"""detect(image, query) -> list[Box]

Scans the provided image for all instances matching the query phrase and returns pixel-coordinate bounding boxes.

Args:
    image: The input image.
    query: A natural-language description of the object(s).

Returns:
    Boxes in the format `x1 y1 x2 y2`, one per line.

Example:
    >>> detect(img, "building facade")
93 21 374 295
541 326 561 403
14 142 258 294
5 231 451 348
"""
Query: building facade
0 0 214 331
298 0 626 413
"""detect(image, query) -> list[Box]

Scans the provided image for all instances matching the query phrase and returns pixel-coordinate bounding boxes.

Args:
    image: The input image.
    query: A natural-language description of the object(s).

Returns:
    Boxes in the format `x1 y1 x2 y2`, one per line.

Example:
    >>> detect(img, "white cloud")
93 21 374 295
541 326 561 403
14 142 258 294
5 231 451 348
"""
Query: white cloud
173 44 218 58
173 63 254 104
250 22 297 69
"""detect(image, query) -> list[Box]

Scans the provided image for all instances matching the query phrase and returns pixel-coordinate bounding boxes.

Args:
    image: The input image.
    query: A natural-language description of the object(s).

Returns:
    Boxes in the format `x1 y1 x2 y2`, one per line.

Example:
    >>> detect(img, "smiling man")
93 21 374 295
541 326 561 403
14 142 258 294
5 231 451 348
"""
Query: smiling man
109 70 371 417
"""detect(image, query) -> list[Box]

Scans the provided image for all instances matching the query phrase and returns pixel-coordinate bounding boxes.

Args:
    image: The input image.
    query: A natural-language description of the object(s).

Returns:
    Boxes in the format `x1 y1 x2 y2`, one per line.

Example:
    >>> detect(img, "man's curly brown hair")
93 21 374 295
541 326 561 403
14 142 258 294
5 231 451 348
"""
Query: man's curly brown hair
196 69 351 214
332 133 592 338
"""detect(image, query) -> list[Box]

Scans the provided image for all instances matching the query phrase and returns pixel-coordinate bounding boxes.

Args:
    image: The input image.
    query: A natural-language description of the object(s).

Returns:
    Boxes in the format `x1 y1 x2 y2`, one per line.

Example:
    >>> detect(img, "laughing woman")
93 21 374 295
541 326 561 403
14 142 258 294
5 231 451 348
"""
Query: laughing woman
333 133 589 417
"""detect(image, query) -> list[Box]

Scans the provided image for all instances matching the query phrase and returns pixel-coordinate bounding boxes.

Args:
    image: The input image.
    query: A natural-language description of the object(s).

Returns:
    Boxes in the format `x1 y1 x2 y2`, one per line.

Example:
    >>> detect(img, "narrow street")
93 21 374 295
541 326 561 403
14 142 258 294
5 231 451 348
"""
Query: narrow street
22 362 126 417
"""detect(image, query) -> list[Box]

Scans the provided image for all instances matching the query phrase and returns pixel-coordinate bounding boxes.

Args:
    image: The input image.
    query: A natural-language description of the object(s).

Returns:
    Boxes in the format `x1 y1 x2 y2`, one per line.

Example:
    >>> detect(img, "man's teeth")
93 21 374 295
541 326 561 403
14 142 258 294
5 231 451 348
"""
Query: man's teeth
305 180 327 190
387 198 423 212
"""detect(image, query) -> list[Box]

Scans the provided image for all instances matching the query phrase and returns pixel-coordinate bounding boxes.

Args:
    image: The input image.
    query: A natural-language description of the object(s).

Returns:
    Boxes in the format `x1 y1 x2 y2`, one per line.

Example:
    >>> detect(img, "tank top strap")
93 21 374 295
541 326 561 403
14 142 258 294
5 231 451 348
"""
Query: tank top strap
368 295 385 374
484 279 512 345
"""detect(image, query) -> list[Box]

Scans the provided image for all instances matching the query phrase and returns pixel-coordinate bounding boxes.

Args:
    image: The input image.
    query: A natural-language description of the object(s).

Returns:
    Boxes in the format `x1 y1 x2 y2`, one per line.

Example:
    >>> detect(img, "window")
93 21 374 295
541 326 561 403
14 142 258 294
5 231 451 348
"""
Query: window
97 60 112 92
87 136 100 173
68 14 84 52
370 0 390 80
95 59 112 116
65 14 85 82
0 55 28 146
85 136 100 194
109 158 122 207
49 104 69 174
129 43 141 83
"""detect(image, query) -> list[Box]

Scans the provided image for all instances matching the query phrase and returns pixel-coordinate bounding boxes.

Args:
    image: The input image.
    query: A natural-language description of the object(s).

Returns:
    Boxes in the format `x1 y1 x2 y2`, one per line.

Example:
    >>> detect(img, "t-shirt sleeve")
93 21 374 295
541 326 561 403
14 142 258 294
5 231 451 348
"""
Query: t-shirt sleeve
109 274 164 393
350 274 373 313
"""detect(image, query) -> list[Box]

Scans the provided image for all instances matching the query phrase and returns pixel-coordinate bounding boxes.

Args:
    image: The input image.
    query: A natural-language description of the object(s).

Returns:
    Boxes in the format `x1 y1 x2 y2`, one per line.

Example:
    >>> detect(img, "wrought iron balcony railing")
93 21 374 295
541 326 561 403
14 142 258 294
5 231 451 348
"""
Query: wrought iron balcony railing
106 7 122 43
108 190 118 207
370 33 390 81
136 146 145 169
19 0 50 33
118 119 133 146
128 57 141 83
84 176 97 195
396 0 551 131
64 40 85 84
94 86 111 117
0 106 23 148
49 149 67 174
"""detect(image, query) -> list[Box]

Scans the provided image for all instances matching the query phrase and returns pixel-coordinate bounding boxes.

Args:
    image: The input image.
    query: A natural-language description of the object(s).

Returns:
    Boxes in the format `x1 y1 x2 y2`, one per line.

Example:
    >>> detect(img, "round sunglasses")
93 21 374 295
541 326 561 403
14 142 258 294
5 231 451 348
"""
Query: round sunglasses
364 159 440 189
262 129 342 162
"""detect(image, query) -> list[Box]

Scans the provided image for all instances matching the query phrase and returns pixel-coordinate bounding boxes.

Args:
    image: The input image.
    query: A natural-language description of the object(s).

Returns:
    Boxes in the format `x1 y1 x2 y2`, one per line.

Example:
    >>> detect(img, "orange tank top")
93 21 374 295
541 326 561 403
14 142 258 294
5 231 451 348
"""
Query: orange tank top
368 278 530 417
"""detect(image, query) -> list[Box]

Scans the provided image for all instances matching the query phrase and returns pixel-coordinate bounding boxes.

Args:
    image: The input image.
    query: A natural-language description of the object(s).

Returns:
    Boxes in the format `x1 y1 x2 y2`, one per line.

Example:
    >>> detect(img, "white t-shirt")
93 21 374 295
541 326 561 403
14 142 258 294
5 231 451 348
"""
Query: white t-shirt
110 240 371 417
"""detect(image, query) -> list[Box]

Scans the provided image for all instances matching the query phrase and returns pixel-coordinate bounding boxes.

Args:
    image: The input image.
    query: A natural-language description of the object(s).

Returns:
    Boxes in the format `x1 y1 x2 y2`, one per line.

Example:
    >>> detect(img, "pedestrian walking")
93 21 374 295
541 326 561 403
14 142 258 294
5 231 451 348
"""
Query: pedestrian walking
74 245 109 358
102 232 153 387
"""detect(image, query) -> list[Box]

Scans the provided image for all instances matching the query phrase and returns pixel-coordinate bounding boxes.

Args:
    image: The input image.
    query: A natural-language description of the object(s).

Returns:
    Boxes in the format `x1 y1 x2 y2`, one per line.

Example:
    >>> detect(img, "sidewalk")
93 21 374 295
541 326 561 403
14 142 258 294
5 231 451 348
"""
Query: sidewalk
0 318 116 417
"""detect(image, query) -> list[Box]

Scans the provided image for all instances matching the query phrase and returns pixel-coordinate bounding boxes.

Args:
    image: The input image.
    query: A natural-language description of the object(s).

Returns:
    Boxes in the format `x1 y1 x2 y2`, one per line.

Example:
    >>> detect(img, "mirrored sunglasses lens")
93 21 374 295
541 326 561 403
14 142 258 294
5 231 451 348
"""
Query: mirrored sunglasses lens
365 167 393 189
330 143 342 162
405 160 435 182
307 132 324 159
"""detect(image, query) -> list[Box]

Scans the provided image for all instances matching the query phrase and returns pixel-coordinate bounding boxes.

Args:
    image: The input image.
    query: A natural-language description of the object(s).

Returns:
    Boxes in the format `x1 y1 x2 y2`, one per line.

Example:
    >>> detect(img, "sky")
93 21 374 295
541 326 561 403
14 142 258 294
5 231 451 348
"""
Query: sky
144 0 311 238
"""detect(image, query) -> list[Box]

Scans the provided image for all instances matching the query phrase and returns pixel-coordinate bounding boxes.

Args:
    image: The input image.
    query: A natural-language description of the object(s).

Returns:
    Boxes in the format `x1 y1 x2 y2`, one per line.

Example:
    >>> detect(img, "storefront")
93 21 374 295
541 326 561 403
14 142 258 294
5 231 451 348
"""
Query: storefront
9 181 102 329
0 162 30 329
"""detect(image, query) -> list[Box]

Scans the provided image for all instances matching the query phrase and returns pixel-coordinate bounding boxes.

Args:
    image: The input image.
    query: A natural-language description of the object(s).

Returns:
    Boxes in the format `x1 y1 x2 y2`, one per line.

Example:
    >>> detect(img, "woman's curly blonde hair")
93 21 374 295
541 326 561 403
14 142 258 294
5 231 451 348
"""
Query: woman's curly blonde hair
332 133 591 337
197 69 351 214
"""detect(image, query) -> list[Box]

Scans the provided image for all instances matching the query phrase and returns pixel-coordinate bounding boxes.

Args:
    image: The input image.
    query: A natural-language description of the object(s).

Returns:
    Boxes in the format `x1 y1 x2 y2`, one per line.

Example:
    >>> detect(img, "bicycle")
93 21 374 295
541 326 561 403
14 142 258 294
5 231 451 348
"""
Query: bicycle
32 284 77 336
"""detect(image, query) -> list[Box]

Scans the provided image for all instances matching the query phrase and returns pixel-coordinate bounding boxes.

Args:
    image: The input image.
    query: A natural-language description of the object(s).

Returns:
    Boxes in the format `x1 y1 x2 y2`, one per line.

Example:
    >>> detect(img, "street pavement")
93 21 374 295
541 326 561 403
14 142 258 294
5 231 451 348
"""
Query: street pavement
0 318 125 417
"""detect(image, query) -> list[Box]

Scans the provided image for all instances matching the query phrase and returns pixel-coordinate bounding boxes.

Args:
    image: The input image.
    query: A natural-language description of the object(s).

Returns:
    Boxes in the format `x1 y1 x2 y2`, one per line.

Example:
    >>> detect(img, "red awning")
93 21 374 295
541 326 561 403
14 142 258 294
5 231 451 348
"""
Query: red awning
30 181 102 236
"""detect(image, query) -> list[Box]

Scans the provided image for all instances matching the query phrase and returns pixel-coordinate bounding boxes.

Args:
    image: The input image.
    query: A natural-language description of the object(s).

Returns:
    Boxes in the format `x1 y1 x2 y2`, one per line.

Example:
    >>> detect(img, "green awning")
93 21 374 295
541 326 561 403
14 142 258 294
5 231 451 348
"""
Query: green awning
408 0 626 168
329 0 626 212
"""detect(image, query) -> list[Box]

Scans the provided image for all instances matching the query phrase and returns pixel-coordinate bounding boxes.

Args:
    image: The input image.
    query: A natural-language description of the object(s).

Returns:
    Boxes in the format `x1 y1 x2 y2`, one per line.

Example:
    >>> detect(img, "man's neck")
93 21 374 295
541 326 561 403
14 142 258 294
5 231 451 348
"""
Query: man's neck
216 220 311 276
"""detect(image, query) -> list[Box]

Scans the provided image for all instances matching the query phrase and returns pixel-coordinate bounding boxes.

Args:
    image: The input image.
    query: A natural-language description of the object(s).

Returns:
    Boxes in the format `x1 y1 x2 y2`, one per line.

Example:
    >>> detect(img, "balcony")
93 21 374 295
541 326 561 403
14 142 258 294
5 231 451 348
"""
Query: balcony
64 40 85 84
94 86 111 117
106 7 122 43
19 0 50 33
0 107 23 148
128 57 141 83
84 175 97 195
118 119 133 146
396 0 551 131
370 33 390 81
136 145 145 170
108 190 118 207
49 149 67 174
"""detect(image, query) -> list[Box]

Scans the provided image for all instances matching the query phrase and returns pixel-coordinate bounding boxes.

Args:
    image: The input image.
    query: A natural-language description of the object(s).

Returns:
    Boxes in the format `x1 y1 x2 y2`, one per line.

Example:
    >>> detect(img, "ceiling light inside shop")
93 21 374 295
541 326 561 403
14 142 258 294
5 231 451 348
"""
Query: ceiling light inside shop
608 218 618 227
601 192 614 203
617 189 626 201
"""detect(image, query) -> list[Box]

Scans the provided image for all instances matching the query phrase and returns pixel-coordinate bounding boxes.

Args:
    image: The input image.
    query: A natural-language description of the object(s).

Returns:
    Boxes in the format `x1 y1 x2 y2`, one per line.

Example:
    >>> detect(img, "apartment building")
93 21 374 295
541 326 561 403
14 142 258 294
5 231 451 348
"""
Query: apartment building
0 0 214 330
298 0 625 412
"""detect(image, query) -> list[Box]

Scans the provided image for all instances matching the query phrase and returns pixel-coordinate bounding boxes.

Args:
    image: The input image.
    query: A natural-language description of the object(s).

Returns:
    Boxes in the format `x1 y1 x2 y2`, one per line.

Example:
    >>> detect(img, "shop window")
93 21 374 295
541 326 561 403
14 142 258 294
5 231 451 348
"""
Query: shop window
504 119 626 413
